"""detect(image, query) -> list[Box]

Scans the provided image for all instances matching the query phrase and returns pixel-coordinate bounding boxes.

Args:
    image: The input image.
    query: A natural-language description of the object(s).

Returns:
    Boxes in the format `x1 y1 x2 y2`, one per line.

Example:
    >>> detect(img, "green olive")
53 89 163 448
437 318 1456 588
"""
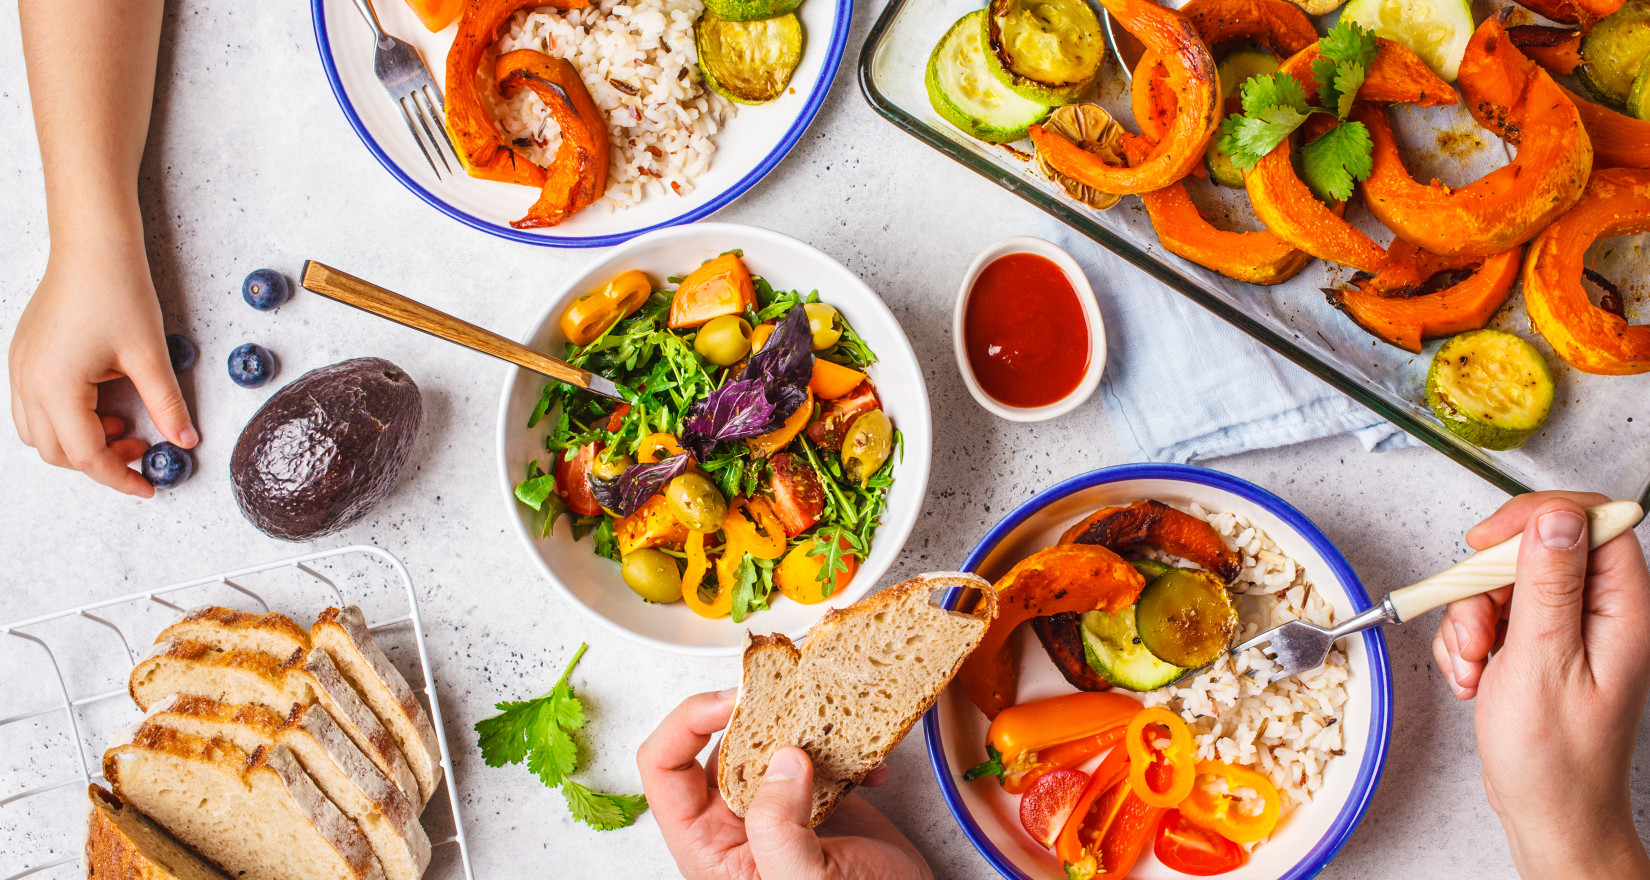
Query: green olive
590 453 634 481
840 409 893 486
694 315 753 366
621 549 683 603
804 303 843 351
665 473 728 532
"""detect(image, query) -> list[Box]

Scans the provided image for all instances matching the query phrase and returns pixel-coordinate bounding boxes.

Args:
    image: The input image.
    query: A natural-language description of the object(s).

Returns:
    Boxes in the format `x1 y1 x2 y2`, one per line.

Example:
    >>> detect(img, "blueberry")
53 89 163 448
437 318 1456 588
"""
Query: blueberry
166 334 196 372
228 343 276 388
242 269 291 311
142 442 194 489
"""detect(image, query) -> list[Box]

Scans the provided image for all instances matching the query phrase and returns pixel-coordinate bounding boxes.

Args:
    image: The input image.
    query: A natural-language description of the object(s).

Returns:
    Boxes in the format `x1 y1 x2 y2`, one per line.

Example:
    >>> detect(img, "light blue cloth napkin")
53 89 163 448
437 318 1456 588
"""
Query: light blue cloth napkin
1044 217 1419 463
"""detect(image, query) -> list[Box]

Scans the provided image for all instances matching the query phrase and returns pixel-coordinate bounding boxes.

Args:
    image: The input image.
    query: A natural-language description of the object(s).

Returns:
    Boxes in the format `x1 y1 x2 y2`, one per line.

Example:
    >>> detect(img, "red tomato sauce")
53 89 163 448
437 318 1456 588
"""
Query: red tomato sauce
963 253 1091 409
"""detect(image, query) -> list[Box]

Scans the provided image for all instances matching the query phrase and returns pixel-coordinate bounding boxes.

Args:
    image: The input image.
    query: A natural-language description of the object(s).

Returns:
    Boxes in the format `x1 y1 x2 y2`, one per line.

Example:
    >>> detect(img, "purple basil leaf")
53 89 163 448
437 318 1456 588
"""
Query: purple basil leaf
588 453 689 518
681 307 815 460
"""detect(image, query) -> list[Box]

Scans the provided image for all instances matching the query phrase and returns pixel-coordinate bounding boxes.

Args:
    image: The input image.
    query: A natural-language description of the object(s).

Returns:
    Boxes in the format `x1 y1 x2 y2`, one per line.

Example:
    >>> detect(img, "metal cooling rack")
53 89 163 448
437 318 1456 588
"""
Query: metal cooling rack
0 545 475 880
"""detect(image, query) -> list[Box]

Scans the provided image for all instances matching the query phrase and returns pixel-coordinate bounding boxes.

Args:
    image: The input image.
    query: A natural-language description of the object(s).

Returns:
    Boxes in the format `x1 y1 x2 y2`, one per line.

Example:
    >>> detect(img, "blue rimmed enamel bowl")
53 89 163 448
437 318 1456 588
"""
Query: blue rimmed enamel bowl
310 0 852 247
927 463 1392 880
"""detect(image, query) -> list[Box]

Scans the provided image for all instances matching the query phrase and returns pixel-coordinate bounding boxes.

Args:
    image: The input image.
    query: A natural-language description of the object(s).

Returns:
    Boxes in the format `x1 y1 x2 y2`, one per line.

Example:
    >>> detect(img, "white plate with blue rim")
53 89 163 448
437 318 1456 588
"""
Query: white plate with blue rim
311 0 852 247
928 463 1392 880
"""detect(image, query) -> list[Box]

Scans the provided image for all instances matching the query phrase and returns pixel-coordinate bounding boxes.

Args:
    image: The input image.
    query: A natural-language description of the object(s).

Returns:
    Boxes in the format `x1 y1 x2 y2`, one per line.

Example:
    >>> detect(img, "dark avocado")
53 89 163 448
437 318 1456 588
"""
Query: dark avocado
231 358 421 541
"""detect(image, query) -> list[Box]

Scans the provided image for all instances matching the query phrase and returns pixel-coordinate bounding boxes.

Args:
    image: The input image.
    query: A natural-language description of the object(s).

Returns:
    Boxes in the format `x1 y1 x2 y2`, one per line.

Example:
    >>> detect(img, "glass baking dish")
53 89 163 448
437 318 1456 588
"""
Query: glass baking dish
858 0 1650 505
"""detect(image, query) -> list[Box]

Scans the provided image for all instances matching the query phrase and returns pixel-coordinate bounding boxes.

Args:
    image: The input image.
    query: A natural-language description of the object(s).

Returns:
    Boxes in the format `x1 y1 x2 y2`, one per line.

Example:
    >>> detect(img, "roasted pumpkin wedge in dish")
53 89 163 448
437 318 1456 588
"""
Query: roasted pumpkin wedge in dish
1029 0 1218 195
495 50 610 229
1357 18 1592 260
1509 24 1583 75
1524 167 1650 375
1511 0 1622 26
984 0 1106 104
1426 329 1555 449
1325 241 1522 352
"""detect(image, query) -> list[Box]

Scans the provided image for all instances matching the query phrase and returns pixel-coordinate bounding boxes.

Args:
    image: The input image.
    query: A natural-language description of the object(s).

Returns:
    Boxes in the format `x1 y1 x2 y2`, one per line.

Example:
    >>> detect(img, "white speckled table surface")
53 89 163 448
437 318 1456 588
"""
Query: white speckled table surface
2 2 1647 878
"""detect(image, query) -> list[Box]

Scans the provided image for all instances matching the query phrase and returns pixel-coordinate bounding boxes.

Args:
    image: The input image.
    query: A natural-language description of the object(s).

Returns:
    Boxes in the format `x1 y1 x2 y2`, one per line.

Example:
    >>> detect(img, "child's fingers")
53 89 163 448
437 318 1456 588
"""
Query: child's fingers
100 415 126 440
123 345 196 449
110 437 149 464
48 401 152 497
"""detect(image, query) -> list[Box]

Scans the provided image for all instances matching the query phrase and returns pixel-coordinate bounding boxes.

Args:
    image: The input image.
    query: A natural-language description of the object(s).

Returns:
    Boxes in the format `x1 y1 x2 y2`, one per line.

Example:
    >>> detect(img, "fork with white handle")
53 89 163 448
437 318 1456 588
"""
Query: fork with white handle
1233 501 1645 684
348 0 460 177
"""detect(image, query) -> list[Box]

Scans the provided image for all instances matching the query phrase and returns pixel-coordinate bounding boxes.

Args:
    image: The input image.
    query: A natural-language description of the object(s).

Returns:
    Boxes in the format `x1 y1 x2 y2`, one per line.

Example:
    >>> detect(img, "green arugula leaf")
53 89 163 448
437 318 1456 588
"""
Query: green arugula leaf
561 782 649 832
963 743 1007 783
1301 121 1375 203
473 645 648 831
806 524 855 596
515 464 557 512
591 517 619 561
730 553 762 623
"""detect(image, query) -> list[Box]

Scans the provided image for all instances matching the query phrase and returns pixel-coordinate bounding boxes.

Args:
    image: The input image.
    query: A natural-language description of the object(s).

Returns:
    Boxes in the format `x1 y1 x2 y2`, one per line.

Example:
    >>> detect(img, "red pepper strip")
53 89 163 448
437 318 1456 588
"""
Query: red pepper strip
1054 747 1131 867
1005 727 1127 795
495 50 610 229
1059 759 1170 879
1125 707 1197 808
1156 808 1246 875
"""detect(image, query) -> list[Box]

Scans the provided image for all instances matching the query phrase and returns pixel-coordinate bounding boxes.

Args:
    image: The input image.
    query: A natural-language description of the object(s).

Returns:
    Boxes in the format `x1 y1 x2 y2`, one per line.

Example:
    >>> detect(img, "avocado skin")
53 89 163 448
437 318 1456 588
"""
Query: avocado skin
231 358 421 541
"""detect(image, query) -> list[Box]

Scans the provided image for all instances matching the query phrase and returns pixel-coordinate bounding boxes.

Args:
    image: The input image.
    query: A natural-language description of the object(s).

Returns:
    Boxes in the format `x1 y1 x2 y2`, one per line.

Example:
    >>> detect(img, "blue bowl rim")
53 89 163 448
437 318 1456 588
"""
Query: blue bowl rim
926 462 1393 880
308 0 854 249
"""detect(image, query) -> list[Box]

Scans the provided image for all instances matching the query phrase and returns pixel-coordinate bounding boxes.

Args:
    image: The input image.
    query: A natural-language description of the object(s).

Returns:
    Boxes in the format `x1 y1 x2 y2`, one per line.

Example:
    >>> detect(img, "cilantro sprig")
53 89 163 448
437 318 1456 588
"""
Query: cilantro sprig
475 644 648 831
1215 21 1378 202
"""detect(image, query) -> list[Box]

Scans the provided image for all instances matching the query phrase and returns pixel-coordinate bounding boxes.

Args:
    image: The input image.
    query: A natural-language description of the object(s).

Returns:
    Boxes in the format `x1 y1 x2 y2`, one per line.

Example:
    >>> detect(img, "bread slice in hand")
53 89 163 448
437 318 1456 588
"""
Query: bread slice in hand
158 606 310 664
104 723 385 880
144 695 430 880
128 640 419 806
717 572 998 826
86 784 228 880
312 606 442 809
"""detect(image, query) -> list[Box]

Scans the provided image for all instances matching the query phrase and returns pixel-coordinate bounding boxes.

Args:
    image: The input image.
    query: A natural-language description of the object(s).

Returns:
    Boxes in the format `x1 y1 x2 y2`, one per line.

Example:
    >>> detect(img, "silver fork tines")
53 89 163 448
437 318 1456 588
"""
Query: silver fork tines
1232 597 1399 684
352 0 459 178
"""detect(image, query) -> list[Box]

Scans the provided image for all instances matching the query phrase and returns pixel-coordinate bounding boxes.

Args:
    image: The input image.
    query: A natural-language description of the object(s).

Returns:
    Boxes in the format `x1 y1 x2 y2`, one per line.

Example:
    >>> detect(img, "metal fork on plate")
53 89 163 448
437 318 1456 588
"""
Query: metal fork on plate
1227 501 1645 684
348 0 460 177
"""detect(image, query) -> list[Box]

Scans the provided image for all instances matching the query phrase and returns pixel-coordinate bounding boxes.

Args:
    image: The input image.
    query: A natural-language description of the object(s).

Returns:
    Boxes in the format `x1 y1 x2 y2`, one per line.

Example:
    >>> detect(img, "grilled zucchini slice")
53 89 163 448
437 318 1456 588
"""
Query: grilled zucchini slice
927 10 1052 143
1426 329 1555 450
982 0 1105 105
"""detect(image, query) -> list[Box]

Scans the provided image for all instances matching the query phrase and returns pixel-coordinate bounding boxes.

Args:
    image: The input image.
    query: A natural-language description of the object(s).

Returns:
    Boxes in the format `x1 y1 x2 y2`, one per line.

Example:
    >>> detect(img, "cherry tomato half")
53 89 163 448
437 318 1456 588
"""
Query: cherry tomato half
1019 769 1089 849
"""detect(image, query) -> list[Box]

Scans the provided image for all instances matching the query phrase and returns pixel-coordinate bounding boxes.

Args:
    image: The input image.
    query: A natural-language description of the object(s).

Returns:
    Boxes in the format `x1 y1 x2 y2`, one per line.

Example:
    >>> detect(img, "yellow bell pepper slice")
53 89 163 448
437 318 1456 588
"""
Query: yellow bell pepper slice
1179 760 1281 844
1125 706 1197 808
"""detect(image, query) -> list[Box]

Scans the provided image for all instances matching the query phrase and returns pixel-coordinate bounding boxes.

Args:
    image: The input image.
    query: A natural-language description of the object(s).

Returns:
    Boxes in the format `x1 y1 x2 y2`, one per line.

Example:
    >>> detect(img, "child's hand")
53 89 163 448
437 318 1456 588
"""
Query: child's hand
9 237 196 497
1433 491 1650 879
638 690 933 880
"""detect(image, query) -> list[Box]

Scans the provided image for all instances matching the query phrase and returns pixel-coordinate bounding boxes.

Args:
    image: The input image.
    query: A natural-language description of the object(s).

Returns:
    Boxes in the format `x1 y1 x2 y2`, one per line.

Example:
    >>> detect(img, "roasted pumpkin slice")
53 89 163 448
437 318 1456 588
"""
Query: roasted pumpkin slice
496 50 610 229
1326 243 1522 352
1511 0 1622 26
1030 613 1115 691
1136 169 1325 285
1029 0 1218 195
959 544 1146 718
1359 19 1592 260
1524 167 1650 375
1563 84 1650 168
1061 500 1242 582
445 0 588 187
1509 24 1584 76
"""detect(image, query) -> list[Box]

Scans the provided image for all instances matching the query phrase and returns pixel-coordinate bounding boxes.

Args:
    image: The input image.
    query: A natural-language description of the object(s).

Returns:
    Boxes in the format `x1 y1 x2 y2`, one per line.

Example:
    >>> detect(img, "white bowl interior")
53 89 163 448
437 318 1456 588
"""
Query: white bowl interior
933 475 1384 880
315 0 848 244
498 223 933 654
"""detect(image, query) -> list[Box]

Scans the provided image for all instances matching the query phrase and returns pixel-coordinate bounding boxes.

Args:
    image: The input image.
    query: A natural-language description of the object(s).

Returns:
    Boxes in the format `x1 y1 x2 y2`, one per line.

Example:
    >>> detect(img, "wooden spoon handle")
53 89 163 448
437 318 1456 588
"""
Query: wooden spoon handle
1386 500 1644 622
301 261 619 399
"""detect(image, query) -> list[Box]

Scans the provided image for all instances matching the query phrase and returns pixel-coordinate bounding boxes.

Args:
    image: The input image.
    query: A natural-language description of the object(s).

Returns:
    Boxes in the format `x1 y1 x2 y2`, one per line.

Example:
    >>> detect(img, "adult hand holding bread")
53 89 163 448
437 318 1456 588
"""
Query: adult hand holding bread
1432 491 1650 880
638 689 930 880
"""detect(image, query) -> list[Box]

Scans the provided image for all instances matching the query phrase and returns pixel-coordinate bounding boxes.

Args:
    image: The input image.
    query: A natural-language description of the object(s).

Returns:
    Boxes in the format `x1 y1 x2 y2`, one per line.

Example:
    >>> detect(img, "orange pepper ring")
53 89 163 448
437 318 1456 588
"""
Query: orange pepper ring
1125 707 1196 808
1179 760 1282 844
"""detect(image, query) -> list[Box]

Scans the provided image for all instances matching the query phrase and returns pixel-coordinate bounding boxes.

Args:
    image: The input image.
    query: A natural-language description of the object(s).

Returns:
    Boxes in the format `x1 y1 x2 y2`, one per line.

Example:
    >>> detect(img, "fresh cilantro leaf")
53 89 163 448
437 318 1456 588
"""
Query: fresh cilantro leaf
1217 104 1310 171
562 782 649 831
473 645 648 831
1318 19 1378 71
1301 121 1374 203
1312 21 1377 115
1330 61 1367 119
963 743 1007 783
1239 72 1310 118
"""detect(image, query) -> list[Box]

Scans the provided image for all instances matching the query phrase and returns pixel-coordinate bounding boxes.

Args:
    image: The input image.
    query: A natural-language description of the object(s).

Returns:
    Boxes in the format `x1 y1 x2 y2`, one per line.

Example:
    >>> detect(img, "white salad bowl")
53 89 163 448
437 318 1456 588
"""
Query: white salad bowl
928 463 1392 880
497 222 933 655
952 236 1106 423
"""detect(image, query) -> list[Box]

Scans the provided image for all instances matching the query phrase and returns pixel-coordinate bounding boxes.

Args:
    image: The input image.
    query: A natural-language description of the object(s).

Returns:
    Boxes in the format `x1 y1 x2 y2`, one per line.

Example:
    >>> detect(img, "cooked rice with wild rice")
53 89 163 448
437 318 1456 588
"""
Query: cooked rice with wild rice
491 0 736 210
1137 502 1350 820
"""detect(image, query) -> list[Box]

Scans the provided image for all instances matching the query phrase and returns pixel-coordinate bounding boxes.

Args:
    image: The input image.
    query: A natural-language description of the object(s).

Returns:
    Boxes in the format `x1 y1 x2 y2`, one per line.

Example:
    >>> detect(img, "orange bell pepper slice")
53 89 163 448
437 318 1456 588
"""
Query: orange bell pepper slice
987 692 1145 763
1030 0 1217 195
725 499 786 560
668 253 757 329
445 0 586 187
405 0 462 32
959 544 1146 719
637 432 684 463
681 531 728 618
1002 728 1125 795
1054 745 1132 867
560 270 652 345
1125 707 1197 809
1058 760 1168 879
810 359 867 400
746 393 814 458
1179 760 1281 844
495 50 610 229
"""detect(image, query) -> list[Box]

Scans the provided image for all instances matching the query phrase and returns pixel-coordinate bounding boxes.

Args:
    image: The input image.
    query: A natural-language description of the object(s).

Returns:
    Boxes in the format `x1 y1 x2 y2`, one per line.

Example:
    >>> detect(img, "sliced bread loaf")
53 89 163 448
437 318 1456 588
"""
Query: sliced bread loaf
86 784 228 880
144 696 430 880
127 640 419 805
104 724 385 880
312 606 441 808
717 572 998 826
157 607 310 664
